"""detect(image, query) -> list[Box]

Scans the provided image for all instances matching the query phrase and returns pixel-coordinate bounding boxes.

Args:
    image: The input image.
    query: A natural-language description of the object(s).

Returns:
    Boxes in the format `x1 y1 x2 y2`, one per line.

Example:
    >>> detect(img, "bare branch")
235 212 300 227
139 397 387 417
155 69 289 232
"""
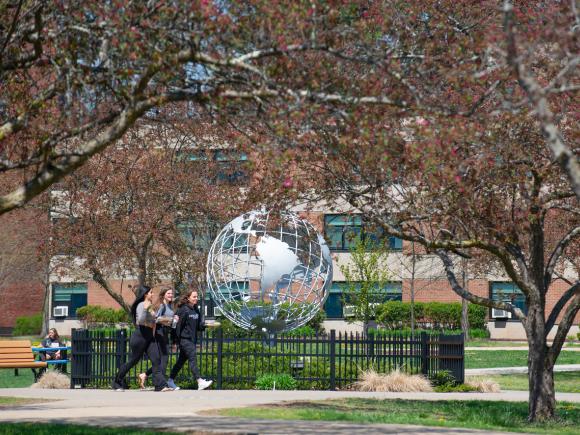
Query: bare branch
545 226 580 288
548 291 580 363
545 281 580 333
436 249 526 319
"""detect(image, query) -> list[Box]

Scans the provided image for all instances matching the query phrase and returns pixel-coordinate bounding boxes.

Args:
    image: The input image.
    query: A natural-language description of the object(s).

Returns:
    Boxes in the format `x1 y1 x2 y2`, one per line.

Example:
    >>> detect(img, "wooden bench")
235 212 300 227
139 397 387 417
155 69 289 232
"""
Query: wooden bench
0 340 47 380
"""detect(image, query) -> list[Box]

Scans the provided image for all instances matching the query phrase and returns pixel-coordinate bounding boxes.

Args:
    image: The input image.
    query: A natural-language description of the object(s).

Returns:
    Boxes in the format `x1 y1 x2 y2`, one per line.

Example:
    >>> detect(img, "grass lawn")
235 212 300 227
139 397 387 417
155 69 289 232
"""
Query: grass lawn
469 371 580 393
0 397 48 407
465 350 580 369
217 398 580 435
0 368 36 388
465 340 580 348
0 423 181 435
466 340 528 347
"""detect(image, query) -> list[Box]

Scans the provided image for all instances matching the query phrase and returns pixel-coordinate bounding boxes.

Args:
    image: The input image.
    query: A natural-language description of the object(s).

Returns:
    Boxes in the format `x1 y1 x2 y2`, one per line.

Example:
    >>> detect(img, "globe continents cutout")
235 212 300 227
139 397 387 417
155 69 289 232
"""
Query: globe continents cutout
206 210 333 334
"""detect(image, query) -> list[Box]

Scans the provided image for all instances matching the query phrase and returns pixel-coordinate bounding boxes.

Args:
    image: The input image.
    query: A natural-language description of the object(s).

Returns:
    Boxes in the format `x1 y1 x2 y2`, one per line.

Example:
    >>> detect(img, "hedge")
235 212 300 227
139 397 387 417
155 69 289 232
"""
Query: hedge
376 301 486 330
76 305 129 325
12 313 43 336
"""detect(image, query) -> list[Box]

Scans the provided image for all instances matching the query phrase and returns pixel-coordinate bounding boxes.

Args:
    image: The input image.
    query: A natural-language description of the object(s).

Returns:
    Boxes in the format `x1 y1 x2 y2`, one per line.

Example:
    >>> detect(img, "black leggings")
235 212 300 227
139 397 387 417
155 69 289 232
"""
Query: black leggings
145 332 168 378
169 338 200 380
115 326 167 390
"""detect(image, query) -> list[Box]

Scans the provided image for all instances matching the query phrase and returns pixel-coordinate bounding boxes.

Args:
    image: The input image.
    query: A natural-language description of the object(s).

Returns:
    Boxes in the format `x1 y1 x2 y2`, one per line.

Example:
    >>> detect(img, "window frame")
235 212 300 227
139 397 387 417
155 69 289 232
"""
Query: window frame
323 214 402 252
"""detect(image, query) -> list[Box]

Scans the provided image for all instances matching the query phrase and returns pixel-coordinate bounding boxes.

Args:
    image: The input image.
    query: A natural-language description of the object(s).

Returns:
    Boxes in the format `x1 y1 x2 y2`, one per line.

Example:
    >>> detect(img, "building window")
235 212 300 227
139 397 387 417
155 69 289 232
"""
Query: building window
324 214 402 251
52 283 88 318
181 149 249 184
177 219 221 252
491 282 527 314
323 282 402 319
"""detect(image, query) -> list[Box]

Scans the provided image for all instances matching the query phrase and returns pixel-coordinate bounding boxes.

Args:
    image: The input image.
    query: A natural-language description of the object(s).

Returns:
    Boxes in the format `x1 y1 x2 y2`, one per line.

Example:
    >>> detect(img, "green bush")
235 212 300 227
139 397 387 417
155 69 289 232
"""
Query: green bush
12 313 43 336
468 305 486 329
76 305 129 325
376 301 488 331
434 383 477 393
468 328 490 339
429 370 457 388
255 373 297 390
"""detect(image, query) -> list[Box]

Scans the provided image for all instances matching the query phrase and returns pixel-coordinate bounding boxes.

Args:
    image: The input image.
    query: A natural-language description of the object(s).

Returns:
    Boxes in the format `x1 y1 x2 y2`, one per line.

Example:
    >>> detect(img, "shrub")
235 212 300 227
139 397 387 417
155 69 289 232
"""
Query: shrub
434 383 477 393
376 301 488 331
468 328 490 339
468 305 487 330
76 305 129 325
31 369 70 389
354 369 432 392
285 325 317 337
306 309 326 334
12 313 43 336
255 373 297 390
465 377 501 393
430 370 457 388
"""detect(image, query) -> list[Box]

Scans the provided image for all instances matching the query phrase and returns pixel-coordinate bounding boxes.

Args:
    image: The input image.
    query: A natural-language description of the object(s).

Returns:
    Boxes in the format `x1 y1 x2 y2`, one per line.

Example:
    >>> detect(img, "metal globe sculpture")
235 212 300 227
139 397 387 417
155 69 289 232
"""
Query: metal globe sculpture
206 210 332 334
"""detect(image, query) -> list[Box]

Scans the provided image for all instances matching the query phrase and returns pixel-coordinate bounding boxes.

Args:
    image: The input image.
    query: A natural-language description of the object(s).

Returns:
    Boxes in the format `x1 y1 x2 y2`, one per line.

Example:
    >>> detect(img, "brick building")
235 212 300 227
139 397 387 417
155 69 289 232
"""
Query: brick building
0 207 47 335
45 206 580 339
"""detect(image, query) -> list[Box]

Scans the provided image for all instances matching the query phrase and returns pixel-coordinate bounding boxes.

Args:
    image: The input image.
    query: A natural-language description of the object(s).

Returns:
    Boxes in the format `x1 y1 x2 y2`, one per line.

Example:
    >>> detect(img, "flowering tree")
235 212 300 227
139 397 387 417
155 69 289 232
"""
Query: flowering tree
47 121 245 311
237 1 579 422
1 1 577 420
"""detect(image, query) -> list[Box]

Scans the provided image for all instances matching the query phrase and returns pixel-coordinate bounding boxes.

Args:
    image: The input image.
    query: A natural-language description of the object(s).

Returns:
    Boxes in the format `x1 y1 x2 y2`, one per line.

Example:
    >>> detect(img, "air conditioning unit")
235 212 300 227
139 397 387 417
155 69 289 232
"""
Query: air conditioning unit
491 308 511 319
213 307 223 317
343 305 355 317
53 306 68 317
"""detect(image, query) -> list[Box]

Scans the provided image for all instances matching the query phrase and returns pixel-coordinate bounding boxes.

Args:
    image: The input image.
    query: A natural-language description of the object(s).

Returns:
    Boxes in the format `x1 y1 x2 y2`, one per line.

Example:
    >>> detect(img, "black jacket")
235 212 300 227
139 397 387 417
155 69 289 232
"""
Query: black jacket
175 303 205 342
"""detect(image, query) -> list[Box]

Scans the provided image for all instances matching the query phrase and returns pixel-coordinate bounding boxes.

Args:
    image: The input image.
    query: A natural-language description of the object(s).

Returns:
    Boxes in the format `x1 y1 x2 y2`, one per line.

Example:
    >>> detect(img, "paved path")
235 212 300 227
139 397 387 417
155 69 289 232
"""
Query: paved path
466 364 580 376
5 388 579 434
465 346 580 351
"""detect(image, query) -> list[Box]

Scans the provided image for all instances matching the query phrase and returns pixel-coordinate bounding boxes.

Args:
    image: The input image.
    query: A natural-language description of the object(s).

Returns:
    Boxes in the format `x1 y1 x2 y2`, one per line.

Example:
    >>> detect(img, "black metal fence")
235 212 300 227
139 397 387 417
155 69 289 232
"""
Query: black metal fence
70 329 464 389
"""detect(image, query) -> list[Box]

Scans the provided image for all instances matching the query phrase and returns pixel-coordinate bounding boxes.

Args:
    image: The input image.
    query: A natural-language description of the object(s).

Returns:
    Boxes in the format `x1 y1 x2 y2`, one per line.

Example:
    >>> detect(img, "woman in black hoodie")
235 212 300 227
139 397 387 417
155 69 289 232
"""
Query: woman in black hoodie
168 289 213 390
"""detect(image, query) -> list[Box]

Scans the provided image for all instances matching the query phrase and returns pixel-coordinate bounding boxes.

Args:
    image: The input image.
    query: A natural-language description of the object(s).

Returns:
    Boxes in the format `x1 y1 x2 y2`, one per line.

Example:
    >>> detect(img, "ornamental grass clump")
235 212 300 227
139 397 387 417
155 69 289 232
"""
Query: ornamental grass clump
31 369 70 389
354 369 433 392
465 377 501 393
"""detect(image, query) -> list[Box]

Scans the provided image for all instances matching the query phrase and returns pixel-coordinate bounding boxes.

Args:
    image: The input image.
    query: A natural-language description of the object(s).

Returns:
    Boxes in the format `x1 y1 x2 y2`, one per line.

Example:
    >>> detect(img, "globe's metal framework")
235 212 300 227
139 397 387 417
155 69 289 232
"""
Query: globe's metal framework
206 210 333 334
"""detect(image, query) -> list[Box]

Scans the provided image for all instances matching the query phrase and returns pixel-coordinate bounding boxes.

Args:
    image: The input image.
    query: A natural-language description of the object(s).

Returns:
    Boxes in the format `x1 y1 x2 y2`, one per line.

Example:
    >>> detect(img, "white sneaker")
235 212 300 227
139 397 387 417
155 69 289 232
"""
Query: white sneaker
197 378 213 390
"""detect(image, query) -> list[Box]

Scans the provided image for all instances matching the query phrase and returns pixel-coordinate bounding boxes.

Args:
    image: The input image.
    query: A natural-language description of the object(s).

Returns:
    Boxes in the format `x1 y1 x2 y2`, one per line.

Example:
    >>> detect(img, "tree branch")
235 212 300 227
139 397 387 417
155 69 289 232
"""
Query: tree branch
503 0 580 199
436 249 526 319
548 292 580 364
545 226 580 287
545 281 580 333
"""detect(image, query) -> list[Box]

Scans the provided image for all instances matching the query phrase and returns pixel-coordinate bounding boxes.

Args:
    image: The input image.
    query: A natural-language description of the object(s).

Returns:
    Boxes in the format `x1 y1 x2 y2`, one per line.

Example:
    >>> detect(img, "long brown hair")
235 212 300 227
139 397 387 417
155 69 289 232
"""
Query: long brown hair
176 289 198 308
155 287 174 311
48 328 60 341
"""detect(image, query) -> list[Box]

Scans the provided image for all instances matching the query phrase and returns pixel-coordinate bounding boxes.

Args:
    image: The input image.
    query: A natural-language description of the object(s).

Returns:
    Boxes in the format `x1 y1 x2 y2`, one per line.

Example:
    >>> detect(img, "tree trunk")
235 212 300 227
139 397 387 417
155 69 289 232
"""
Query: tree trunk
526 308 556 422
461 299 469 341
460 259 469 340
410 242 416 336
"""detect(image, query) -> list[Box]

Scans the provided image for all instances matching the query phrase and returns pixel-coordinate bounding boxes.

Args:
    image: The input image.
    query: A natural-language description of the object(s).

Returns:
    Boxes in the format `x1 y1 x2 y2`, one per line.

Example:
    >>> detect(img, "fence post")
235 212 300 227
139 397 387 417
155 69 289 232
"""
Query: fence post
70 329 76 388
421 332 429 377
115 329 126 372
216 327 223 390
329 329 336 391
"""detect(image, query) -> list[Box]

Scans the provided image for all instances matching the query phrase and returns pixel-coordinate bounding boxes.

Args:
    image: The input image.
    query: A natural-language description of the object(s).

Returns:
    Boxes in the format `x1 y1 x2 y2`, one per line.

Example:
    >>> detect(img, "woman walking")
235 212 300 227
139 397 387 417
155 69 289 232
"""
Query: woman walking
168 289 212 390
112 285 172 392
138 287 178 389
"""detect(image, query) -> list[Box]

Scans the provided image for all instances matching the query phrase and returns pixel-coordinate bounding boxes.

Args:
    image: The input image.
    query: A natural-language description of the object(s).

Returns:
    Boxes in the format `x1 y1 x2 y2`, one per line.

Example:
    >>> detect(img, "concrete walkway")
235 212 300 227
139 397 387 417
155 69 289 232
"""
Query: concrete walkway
465 346 580 351
466 364 580 376
2 388 580 434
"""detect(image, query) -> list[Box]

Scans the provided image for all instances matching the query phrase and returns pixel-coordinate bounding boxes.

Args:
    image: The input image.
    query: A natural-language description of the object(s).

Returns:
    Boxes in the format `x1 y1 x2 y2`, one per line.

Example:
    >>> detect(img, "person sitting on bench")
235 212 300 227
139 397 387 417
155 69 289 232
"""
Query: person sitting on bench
39 328 66 373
